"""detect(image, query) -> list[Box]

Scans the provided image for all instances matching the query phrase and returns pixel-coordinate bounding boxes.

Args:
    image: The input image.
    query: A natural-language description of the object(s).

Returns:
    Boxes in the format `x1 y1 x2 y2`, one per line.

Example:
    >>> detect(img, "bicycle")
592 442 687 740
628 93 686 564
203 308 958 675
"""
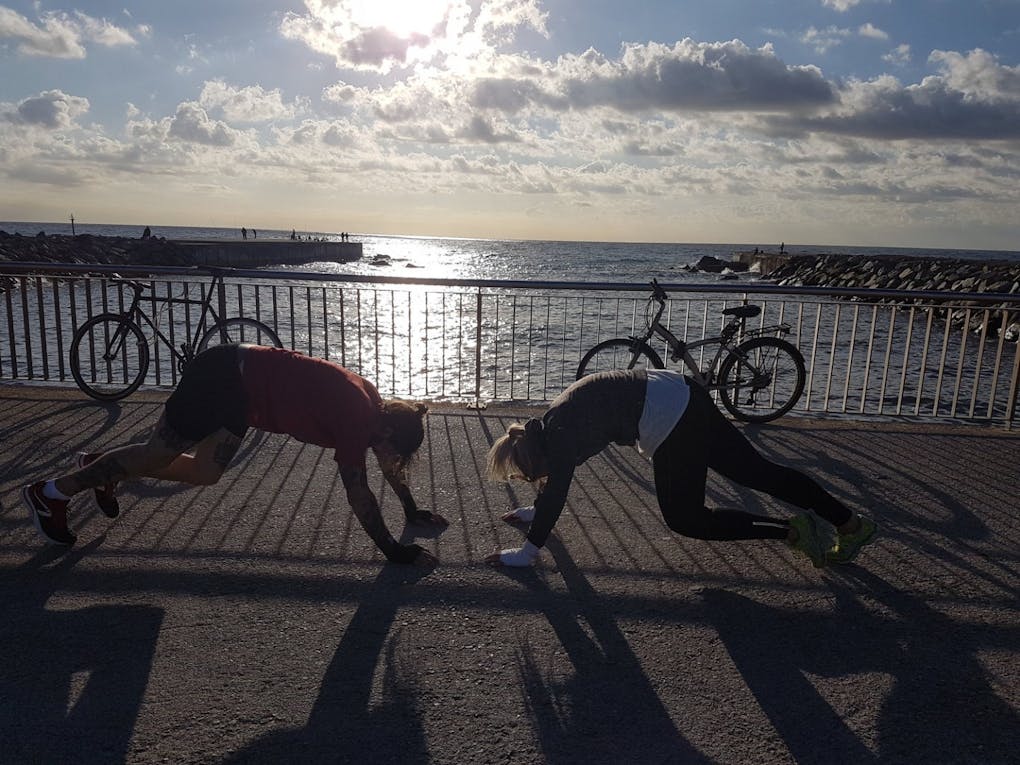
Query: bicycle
70 267 283 401
576 279 806 422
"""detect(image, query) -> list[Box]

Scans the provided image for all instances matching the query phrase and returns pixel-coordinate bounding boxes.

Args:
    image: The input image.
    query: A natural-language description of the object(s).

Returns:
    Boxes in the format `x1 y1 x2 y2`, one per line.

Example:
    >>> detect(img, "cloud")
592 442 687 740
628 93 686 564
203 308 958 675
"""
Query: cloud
764 50 1020 140
0 6 85 57
199 80 306 123
821 0 861 11
929 48 1020 101
279 0 548 73
456 114 520 143
471 40 836 114
3 89 90 128
0 6 136 58
801 25 852 54
858 23 888 41
74 11 138 47
883 43 911 66
167 102 237 146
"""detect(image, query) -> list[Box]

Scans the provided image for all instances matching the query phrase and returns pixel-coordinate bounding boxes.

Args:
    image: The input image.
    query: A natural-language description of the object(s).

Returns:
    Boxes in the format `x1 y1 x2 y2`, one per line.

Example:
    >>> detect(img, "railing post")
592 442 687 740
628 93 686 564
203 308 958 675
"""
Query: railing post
467 287 486 410
1007 340 1020 431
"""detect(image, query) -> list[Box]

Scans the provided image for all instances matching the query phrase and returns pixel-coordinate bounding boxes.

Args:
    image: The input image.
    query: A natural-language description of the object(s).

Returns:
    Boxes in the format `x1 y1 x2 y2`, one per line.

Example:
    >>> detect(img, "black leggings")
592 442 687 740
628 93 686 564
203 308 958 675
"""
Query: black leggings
652 384 853 540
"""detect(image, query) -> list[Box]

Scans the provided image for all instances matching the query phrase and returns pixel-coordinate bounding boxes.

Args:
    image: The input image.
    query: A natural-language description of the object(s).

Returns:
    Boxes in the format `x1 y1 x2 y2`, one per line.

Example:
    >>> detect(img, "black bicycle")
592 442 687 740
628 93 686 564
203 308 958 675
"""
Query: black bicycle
577 280 806 422
70 267 283 401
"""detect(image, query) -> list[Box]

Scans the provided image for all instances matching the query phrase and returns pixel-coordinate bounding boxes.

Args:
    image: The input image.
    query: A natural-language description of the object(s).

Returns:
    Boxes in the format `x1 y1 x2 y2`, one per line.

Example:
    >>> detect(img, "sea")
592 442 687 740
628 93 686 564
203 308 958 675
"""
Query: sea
3 221 1018 284
2 221 1016 413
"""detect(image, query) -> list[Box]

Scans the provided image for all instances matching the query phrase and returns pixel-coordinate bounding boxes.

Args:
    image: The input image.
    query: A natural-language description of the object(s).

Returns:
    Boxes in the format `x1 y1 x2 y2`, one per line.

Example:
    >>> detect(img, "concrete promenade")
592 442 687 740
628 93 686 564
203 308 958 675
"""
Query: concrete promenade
0 384 1017 764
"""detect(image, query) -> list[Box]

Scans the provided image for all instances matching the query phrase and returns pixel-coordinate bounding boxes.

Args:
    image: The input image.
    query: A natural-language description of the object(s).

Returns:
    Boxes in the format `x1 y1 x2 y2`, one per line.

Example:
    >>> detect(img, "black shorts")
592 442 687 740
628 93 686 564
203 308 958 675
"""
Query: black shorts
164 344 249 442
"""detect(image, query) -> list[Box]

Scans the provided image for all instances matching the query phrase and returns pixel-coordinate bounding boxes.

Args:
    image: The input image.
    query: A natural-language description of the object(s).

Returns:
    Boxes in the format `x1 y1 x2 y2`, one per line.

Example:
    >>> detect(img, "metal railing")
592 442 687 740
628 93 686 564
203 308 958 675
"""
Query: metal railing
2 262 1018 427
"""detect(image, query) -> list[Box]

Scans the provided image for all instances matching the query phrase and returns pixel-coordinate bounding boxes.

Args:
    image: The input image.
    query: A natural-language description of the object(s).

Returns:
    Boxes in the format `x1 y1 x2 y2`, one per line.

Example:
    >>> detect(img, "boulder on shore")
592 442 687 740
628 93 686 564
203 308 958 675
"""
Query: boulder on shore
765 252 1019 339
0 230 193 267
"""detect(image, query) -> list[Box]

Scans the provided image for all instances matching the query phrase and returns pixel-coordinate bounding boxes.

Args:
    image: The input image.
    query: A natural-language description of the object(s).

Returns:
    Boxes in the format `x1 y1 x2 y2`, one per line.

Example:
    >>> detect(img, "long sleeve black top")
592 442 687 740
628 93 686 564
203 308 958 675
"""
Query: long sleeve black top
526 370 647 548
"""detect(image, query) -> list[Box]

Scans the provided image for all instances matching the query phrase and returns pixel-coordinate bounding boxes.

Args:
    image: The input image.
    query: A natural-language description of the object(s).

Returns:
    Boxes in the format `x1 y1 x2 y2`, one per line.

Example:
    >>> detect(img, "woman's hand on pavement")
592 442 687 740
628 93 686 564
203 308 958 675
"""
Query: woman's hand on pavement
500 505 535 524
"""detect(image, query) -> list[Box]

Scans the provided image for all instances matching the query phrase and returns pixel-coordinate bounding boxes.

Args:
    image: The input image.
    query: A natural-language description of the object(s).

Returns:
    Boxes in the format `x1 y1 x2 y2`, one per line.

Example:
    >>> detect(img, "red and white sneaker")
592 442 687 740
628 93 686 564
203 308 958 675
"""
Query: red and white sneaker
75 452 120 518
21 482 76 546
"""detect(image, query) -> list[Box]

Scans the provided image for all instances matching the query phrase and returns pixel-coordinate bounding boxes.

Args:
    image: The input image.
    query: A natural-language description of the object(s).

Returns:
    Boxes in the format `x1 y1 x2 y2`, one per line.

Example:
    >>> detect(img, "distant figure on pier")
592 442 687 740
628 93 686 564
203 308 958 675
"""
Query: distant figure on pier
141 226 151 240
780 242 785 254
290 229 296 240
241 227 248 240
753 246 759 255
252 229 257 239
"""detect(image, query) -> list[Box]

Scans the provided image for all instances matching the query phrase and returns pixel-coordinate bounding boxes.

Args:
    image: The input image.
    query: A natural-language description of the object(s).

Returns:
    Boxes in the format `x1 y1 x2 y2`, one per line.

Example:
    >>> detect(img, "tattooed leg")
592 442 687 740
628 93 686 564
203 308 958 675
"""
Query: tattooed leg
55 414 196 496
144 429 242 485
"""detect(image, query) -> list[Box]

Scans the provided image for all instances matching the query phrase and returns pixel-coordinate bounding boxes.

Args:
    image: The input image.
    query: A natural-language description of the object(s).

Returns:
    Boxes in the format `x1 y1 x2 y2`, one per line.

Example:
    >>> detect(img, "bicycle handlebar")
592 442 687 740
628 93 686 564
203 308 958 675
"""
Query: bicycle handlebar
650 279 668 302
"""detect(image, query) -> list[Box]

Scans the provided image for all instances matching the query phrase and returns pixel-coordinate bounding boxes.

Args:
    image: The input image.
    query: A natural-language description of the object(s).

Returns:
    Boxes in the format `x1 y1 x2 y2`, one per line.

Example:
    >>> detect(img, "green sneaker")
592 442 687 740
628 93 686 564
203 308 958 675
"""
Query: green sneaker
788 512 827 568
827 515 878 564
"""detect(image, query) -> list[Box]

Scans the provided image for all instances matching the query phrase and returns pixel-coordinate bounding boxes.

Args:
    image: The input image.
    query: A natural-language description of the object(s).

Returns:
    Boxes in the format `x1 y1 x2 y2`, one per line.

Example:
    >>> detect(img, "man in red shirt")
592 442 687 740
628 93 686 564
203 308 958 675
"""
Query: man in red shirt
21 344 445 564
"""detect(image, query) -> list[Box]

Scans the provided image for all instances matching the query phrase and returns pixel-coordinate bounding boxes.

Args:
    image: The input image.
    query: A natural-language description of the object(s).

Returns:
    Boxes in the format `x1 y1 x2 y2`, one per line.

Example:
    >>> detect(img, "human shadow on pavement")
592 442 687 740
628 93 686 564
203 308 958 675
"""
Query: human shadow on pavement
223 563 434 765
0 539 164 764
703 570 1019 764
506 536 710 765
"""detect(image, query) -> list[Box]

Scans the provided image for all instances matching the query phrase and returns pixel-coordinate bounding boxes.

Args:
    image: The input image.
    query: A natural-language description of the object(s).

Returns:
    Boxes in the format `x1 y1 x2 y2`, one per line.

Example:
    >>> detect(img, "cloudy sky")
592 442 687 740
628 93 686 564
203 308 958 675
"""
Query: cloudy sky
2 1 1020 249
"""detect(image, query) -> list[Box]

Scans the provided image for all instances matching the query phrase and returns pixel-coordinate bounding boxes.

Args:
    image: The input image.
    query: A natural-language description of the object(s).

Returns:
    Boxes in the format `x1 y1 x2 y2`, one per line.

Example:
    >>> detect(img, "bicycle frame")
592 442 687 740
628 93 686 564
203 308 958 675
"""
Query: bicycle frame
637 282 793 390
109 270 232 368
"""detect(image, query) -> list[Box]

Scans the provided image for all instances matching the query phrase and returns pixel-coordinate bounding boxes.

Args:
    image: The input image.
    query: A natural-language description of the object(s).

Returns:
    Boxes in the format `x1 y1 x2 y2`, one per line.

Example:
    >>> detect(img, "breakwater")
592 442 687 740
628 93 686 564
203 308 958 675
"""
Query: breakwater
755 253 1019 339
0 230 361 270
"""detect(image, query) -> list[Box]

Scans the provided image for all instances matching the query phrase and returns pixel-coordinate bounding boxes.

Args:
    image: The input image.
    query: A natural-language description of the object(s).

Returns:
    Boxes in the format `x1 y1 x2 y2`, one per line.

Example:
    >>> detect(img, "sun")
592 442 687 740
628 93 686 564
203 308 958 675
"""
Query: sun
348 0 453 38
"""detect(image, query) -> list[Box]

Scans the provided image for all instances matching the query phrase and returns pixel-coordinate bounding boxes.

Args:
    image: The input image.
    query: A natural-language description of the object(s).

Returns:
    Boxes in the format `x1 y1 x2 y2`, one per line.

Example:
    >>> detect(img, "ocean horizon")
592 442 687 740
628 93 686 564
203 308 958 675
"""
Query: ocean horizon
3 220 1019 284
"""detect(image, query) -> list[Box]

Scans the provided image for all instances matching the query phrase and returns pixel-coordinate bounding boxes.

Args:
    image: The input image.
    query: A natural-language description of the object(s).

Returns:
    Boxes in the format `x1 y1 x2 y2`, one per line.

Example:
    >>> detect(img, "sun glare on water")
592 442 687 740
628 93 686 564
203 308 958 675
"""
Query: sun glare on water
348 0 452 38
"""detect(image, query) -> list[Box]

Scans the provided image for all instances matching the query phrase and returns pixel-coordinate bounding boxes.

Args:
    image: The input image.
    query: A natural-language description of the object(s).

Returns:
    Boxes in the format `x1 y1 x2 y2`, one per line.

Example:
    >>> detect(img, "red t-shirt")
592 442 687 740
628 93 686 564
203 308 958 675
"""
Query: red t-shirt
241 346 382 467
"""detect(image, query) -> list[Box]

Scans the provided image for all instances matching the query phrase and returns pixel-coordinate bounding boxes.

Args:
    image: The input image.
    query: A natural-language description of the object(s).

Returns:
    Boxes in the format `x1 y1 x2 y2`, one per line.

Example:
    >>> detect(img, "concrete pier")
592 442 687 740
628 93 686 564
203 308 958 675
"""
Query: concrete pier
173 239 362 268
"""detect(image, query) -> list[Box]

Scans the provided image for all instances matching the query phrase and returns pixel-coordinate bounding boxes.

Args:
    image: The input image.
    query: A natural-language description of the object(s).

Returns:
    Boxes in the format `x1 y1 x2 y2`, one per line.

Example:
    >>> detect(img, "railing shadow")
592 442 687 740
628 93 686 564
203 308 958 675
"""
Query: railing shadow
0 538 163 764
704 567 1020 763
493 536 710 764
221 563 435 765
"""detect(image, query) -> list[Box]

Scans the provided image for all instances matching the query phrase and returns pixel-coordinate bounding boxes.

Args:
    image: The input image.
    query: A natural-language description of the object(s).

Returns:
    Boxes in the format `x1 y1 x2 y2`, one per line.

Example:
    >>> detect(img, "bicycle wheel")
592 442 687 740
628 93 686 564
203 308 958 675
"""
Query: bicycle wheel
717 336 806 423
198 317 283 353
576 339 664 379
70 314 150 401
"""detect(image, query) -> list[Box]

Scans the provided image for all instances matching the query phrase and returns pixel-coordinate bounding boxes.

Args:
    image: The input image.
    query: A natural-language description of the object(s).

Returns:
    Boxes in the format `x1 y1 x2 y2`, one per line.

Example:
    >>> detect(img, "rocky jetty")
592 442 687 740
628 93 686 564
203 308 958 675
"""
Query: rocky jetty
0 229 193 267
766 253 1019 339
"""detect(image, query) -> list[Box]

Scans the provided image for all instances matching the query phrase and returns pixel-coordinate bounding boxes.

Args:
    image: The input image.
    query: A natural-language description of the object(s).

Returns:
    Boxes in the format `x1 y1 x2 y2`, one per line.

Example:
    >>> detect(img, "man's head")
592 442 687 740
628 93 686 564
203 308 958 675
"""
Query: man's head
375 400 429 464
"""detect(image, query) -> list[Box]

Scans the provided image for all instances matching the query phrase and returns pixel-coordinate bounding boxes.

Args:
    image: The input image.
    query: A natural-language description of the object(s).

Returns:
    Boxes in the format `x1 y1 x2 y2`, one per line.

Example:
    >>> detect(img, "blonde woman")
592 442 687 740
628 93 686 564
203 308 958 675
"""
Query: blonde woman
486 369 875 568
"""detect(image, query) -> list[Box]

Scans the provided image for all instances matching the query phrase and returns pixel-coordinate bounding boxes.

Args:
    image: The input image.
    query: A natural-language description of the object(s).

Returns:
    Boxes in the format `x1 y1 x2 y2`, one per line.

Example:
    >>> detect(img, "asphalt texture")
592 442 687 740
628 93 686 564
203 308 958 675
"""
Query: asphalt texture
1 385 1017 765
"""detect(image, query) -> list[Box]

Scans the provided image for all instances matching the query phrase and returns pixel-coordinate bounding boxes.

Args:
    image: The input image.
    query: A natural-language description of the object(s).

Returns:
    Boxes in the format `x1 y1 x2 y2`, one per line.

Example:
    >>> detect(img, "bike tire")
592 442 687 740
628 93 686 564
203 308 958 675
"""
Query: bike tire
576 339 664 379
717 336 806 423
197 317 283 353
70 314 150 401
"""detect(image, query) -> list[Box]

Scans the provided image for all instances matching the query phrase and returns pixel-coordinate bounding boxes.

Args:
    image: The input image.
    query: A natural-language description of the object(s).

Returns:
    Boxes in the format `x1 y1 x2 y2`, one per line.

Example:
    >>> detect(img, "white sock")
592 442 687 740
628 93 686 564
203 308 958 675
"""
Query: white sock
42 480 71 501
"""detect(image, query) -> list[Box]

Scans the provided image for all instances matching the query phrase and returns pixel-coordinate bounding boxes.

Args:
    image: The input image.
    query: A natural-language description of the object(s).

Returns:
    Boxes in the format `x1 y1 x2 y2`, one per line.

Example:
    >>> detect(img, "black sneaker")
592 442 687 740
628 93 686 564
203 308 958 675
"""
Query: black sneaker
21 482 76 546
75 452 120 518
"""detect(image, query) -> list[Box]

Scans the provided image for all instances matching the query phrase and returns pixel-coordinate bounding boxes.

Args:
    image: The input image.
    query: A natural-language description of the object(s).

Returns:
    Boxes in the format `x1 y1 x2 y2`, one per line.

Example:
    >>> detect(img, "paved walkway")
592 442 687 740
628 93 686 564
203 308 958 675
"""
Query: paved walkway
1 385 1017 764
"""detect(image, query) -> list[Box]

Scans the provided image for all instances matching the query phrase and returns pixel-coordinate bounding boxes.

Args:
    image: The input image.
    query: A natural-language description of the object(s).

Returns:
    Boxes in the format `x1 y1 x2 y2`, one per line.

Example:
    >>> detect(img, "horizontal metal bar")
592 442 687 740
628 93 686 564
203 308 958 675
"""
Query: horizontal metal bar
2 261 1019 306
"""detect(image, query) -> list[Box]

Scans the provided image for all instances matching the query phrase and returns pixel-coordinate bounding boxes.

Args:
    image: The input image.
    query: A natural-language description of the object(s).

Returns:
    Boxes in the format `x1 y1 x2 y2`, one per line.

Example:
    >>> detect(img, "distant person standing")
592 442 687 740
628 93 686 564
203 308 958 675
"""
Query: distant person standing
141 226 151 239
241 227 248 240
252 229 257 239
290 229 297 240
780 242 785 254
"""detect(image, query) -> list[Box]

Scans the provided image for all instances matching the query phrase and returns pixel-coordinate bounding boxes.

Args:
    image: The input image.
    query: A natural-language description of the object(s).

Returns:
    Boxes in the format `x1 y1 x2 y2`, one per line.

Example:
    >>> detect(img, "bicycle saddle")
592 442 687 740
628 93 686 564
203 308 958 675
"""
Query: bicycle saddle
722 305 761 318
